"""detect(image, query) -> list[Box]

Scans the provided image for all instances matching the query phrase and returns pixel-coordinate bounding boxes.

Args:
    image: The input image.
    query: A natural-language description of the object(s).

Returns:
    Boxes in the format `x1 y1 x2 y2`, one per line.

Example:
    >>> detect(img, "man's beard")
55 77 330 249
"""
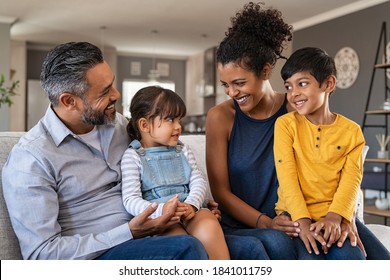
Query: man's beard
81 101 116 125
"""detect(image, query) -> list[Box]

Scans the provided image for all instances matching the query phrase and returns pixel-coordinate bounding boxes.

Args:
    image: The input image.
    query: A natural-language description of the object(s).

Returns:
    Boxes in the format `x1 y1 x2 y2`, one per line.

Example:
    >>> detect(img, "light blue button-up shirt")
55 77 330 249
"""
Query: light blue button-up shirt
2 106 132 259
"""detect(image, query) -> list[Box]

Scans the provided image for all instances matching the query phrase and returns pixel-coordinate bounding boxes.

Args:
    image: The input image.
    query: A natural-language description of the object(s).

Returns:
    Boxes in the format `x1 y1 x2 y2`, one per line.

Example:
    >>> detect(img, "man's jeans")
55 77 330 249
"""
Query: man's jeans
96 235 207 260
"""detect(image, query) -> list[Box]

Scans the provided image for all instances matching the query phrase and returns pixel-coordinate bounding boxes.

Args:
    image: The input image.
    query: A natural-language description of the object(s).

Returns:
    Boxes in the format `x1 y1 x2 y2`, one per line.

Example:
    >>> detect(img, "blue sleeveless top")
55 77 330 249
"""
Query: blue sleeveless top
221 96 288 229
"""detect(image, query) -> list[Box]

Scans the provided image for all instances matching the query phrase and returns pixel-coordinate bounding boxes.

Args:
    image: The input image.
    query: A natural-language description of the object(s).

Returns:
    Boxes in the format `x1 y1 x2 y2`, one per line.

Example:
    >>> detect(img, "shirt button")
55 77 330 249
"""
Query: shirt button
318 128 321 132
337 146 341 150
316 137 320 140
315 144 319 148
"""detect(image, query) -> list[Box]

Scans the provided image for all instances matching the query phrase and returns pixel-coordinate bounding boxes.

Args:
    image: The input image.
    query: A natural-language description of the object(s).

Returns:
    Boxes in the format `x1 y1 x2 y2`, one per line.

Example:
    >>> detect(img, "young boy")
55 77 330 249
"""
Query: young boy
274 47 366 260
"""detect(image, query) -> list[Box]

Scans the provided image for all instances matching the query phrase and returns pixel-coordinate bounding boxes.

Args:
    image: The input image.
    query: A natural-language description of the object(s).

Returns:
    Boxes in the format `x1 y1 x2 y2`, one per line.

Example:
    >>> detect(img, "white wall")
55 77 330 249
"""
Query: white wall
9 41 27 131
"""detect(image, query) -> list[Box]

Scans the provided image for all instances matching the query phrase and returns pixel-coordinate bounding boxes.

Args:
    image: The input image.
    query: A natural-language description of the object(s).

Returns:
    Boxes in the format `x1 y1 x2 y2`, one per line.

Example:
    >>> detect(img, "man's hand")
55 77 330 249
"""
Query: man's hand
128 196 183 239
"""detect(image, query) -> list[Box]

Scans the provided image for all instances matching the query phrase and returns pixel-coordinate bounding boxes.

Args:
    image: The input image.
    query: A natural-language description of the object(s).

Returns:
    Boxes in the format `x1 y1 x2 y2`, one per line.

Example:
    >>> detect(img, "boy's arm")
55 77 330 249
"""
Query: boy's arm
328 128 365 223
274 117 311 221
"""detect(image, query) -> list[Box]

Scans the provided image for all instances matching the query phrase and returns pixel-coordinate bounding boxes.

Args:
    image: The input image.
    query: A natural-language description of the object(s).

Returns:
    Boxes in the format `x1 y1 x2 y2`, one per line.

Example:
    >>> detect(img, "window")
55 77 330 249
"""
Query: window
122 80 175 118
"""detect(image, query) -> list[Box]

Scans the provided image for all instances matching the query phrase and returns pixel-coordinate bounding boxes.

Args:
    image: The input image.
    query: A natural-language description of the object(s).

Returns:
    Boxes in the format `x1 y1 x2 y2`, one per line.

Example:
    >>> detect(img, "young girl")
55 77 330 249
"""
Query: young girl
274 47 366 259
121 85 230 260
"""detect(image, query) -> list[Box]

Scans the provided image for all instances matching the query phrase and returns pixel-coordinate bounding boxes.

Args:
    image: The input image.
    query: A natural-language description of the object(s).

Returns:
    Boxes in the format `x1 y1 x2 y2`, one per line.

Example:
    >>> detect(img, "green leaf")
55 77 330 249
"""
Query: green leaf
0 74 19 108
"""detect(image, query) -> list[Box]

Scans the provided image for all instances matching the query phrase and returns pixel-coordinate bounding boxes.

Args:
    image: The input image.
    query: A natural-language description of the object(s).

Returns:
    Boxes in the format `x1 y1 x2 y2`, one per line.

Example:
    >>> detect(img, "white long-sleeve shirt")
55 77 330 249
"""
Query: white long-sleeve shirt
121 143 207 218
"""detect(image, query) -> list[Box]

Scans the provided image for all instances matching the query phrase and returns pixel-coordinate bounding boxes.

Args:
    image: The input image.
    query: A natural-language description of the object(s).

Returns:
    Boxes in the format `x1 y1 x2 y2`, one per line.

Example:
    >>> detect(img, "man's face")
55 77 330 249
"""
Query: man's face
82 61 120 125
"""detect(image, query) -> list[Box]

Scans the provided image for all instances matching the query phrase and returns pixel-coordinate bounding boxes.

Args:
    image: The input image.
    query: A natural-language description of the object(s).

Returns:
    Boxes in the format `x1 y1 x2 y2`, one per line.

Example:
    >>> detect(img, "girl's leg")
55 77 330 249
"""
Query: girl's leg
185 209 230 260
161 223 188 236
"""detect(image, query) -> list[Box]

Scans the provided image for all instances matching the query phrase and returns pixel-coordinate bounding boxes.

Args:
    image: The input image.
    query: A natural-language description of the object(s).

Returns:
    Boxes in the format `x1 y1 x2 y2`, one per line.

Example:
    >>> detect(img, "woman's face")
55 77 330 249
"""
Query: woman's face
218 62 266 113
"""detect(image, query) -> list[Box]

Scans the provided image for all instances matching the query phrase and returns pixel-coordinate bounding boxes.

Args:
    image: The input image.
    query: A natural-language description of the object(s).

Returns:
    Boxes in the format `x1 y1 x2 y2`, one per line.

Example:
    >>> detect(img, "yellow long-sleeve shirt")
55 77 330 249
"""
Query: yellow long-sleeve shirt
274 112 365 223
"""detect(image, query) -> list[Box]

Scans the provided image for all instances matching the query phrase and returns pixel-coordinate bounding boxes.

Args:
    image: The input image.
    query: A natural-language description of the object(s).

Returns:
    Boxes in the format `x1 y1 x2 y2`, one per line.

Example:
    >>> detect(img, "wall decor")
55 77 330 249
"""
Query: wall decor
334 47 360 89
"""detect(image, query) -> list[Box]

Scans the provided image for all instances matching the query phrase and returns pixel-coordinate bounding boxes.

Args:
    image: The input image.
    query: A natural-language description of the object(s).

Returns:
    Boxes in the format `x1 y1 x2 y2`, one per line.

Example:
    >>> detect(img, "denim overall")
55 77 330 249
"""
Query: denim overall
130 139 191 203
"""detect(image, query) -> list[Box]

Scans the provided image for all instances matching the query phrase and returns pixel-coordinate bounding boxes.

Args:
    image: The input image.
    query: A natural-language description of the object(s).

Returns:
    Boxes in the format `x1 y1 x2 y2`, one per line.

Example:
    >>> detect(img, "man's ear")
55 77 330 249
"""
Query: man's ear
59 92 78 110
138 118 150 132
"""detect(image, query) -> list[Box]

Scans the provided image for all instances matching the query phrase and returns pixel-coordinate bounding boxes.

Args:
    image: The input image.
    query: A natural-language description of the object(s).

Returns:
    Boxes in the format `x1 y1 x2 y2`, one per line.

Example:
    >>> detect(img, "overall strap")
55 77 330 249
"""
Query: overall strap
129 139 145 156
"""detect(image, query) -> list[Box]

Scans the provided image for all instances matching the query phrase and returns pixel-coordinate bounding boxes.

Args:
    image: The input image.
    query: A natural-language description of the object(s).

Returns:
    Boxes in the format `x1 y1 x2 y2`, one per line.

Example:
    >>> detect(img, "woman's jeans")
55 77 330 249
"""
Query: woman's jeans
223 227 297 259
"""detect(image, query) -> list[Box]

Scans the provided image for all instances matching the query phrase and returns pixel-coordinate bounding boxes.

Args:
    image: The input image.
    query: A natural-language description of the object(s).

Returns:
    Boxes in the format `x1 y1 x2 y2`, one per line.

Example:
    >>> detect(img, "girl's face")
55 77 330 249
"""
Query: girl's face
218 62 266 113
284 71 332 118
143 116 182 147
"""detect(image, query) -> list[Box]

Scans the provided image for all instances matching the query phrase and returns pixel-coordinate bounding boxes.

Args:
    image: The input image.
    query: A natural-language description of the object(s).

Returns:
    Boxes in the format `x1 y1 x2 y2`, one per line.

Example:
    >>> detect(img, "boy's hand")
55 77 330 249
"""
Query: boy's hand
310 212 342 247
298 218 326 255
339 221 367 257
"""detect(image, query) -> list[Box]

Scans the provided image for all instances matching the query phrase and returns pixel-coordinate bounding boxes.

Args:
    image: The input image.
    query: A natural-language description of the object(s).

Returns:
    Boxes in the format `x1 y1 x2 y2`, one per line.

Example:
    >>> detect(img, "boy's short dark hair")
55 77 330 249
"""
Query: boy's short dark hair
281 47 337 86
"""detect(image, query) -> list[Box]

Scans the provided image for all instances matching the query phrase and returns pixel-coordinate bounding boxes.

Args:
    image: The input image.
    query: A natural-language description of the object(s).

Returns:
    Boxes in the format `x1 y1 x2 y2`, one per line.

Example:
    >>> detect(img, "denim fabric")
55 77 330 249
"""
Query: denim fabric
356 219 390 260
292 219 390 260
223 226 297 260
292 236 365 260
96 235 208 260
130 140 191 203
224 235 270 260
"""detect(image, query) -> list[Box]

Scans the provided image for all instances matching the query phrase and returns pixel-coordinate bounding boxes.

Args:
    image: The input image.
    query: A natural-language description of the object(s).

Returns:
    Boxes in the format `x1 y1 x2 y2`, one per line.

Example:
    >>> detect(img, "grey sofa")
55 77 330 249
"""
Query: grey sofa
1 132 389 259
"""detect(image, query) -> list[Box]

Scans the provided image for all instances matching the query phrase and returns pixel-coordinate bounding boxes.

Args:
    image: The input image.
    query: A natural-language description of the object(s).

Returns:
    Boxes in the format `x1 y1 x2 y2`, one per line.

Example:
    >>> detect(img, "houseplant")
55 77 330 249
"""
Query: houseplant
0 74 19 108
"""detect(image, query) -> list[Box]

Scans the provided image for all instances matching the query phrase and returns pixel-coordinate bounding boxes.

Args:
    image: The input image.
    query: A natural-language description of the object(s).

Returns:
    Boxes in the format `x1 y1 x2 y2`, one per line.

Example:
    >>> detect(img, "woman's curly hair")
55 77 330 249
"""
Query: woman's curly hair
216 2 293 76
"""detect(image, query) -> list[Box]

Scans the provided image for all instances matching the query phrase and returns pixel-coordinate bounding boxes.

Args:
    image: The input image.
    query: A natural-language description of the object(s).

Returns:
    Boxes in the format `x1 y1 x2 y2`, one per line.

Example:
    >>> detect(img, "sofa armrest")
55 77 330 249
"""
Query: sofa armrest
0 132 25 260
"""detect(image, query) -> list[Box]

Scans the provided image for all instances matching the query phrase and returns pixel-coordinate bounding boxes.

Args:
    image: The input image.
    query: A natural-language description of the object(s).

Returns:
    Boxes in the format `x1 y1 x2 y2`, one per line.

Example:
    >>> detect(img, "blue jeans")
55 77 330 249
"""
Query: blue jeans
223 227 297 259
356 219 390 260
96 235 208 260
95 234 269 260
225 235 270 260
293 237 365 260
292 218 389 260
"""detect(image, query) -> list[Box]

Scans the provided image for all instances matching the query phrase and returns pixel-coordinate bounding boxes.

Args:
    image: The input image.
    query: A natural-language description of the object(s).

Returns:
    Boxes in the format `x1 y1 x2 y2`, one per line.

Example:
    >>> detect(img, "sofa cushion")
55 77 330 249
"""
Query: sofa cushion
0 132 24 260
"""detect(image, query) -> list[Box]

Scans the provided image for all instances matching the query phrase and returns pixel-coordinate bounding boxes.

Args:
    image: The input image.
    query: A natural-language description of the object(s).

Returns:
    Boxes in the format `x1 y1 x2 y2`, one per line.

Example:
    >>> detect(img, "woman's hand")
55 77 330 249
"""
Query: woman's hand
269 214 300 237
206 199 221 221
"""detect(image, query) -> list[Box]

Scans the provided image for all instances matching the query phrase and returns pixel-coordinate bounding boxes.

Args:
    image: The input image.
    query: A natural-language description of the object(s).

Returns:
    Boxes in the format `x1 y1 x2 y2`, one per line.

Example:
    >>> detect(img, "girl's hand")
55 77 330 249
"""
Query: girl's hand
180 202 196 222
162 195 186 218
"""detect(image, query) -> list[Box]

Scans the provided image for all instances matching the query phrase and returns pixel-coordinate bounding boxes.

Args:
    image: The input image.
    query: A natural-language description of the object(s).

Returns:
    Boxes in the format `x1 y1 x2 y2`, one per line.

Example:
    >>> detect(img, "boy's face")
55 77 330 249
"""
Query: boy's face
284 71 332 117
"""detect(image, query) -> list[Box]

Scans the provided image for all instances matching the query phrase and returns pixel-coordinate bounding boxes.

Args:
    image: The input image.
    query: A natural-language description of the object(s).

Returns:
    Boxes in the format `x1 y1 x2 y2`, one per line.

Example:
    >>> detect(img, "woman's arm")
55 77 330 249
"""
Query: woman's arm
206 102 268 228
